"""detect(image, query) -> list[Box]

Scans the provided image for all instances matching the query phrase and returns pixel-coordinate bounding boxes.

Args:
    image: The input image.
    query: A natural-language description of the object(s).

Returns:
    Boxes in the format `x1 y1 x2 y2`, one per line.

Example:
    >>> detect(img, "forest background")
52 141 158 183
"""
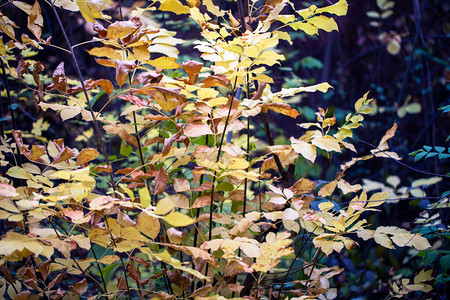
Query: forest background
0 0 448 299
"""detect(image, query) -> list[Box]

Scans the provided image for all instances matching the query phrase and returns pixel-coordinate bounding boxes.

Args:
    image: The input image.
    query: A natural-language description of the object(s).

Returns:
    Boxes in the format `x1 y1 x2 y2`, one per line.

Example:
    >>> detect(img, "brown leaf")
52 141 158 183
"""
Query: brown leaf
16 290 31 300
182 60 203 84
17 59 31 80
103 124 138 147
154 167 169 194
32 61 44 87
289 177 316 195
167 269 191 289
192 195 211 208
132 71 163 85
93 21 107 39
377 123 398 150
199 75 230 88
69 278 87 295
12 130 30 157
162 131 181 156
167 227 184 244
52 146 75 165
193 182 213 192
49 62 67 92
94 164 112 173
191 285 214 298
116 61 137 87
127 263 141 283
29 144 46 161
76 148 100 165
1 265 16 283
47 273 63 290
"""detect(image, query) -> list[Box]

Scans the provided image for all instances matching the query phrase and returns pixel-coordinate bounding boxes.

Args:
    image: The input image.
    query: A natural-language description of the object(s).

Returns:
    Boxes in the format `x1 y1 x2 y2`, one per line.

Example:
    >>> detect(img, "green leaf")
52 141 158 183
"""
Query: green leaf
120 140 133 157
423 251 439 265
216 182 234 192
440 254 450 272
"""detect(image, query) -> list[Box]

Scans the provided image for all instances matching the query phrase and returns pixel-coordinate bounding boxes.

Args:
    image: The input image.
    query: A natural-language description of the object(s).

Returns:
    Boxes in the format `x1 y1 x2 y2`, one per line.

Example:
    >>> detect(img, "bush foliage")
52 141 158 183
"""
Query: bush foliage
0 0 448 299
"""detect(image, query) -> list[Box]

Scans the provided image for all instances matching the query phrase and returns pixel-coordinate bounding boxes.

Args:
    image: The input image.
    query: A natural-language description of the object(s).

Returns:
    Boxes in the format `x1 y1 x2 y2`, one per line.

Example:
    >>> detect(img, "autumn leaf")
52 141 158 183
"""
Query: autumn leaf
155 168 169 194
182 60 203 84
87 46 122 60
163 211 194 227
106 18 141 39
76 148 99 165
115 61 137 88
137 211 160 239
311 135 341 152
76 0 113 23
261 103 301 118
290 138 316 163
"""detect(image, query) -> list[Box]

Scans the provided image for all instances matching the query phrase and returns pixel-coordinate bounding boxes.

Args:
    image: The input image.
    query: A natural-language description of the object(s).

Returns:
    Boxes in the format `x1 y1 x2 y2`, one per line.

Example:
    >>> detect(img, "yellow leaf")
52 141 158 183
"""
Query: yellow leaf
86 47 122 60
158 0 190 15
289 21 318 35
106 19 140 39
148 56 181 69
414 269 434 284
315 0 348 16
139 187 151 208
154 196 175 215
337 179 362 194
221 170 260 181
6 166 32 180
228 157 249 170
318 200 335 212
318 180 338 197
163 211 194 227
202 0 225 17
374 232 395 249
137 211 160 239
76 0 113 22
291 138 316 163
365 191 389 208
307 15 339 32
312 135 341 152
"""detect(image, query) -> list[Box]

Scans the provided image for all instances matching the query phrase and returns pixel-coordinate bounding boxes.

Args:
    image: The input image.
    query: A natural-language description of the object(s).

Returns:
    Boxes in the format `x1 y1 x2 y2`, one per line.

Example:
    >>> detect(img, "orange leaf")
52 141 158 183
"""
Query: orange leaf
94 164 112 173
182 60 203 84
52 147 76 165
87 46 122 60
261 103 301 118
106 18 141 39
29 145 47 161
199 75 230 88
76 148 100 165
